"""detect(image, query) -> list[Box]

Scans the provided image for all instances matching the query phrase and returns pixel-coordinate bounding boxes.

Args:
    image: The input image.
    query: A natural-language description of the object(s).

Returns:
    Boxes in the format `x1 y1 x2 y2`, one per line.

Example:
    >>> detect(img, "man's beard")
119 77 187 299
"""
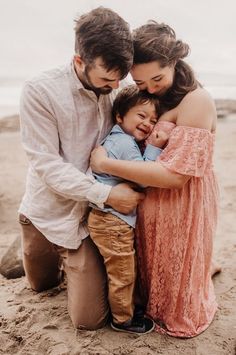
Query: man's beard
82 67 113 95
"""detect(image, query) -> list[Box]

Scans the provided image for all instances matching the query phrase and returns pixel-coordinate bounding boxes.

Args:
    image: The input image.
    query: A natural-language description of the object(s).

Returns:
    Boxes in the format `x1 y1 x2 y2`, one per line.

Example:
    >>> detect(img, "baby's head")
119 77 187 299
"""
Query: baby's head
112 85 160 141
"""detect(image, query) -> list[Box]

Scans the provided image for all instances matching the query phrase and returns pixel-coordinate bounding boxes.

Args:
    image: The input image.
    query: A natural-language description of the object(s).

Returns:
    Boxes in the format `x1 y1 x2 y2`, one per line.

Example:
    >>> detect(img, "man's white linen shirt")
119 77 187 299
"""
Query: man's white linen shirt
19 62 120 249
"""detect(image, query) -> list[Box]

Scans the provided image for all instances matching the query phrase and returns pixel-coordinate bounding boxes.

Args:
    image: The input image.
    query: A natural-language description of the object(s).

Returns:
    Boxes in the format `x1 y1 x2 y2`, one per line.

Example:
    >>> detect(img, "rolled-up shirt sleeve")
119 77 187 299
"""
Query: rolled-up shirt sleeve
20 82 112 206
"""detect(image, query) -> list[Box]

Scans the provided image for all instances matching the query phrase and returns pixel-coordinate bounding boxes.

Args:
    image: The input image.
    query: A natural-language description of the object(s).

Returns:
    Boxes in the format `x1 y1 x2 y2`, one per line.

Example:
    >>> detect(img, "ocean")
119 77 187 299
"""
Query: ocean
0 82 235 118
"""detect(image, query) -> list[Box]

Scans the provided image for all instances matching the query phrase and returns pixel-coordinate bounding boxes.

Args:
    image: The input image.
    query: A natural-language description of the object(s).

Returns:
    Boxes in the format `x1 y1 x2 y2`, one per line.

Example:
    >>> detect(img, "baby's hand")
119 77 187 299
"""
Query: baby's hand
147 130 169 148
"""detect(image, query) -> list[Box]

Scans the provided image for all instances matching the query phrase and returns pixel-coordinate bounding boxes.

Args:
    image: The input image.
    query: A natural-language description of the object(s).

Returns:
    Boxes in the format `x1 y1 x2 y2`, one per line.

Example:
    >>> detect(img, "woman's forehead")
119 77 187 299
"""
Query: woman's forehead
131 62 167 79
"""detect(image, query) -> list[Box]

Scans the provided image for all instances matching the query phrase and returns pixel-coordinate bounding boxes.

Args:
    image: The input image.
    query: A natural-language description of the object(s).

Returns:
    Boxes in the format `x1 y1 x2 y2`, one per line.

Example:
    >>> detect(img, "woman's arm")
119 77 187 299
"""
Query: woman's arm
90 147 190 188
90 88 216 189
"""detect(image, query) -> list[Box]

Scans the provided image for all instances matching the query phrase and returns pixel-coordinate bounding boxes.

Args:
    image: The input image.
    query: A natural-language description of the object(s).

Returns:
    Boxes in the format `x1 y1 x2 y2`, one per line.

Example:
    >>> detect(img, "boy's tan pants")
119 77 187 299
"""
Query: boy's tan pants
19 213 109 330
88 209 136 324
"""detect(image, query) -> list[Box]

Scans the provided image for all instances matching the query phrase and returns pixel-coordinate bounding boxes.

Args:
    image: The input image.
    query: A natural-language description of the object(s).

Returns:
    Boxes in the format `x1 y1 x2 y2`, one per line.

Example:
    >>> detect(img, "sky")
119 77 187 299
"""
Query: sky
0 0 236 84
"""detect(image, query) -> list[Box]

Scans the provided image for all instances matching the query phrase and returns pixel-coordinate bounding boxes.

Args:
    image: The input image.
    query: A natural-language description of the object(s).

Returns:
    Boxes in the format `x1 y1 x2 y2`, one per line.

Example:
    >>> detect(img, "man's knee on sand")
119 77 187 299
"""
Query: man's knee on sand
24 267 62 293
69 301 110 330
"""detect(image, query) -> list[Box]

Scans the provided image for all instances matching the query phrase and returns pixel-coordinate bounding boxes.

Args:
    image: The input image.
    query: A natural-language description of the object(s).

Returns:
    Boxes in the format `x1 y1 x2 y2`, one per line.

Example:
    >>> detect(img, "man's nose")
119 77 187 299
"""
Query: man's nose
109 80 119 89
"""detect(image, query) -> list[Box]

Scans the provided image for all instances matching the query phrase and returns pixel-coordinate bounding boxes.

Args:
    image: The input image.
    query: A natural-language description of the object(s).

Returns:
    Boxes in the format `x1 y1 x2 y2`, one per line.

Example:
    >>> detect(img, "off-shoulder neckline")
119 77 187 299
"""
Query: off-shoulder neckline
157 121 215 135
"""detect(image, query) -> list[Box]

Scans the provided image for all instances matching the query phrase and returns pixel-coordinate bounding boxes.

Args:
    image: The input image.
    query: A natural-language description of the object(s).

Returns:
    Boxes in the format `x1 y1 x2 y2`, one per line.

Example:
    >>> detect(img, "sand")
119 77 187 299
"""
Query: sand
0 114 235 355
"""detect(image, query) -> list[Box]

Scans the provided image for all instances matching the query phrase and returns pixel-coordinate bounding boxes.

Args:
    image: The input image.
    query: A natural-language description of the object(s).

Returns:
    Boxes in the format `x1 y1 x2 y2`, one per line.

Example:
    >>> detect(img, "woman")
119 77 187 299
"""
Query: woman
90 21 219 337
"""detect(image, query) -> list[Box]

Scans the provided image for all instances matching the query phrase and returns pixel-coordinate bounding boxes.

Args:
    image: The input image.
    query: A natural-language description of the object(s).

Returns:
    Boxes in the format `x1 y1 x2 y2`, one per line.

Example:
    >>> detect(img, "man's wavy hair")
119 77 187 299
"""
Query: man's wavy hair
74 7 133 79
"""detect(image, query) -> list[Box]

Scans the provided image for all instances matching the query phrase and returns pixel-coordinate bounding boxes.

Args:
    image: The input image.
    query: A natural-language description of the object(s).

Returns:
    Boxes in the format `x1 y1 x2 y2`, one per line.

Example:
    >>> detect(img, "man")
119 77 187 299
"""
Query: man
19 7 145 331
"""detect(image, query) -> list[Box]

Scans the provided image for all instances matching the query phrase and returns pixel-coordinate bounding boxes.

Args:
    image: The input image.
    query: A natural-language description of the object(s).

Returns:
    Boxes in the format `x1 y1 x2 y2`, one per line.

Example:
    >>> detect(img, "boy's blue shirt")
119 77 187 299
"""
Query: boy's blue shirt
92 124 162 227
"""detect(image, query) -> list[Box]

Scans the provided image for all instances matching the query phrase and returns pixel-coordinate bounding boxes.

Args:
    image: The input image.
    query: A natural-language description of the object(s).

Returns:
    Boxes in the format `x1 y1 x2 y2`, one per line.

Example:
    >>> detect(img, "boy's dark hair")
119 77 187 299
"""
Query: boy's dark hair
112 85 160 123
74 7 133 78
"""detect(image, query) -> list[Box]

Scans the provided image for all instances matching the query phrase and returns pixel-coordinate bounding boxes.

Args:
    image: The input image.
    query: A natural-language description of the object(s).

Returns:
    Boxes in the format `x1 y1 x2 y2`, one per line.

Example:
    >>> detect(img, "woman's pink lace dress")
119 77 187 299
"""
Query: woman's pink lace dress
136 121 219 337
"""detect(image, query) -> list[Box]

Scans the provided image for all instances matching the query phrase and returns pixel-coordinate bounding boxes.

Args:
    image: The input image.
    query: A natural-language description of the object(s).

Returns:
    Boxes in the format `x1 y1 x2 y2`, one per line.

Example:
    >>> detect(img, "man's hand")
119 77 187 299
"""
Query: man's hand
105 183 145 214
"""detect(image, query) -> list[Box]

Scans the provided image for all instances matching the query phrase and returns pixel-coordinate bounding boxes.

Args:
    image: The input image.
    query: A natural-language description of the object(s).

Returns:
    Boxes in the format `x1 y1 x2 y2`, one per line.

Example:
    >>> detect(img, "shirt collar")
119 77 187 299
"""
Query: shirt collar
110 124 125 134
70 60 86 91
110 124 136 140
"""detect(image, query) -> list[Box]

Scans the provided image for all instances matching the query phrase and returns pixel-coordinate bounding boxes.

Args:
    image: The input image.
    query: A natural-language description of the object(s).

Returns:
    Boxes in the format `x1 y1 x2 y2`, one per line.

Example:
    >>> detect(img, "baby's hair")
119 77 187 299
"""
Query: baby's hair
112 85 160 123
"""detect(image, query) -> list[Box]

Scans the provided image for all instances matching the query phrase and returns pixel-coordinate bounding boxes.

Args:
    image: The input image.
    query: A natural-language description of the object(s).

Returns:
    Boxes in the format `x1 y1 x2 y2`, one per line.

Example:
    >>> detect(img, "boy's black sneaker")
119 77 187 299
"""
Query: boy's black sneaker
110 316 155 335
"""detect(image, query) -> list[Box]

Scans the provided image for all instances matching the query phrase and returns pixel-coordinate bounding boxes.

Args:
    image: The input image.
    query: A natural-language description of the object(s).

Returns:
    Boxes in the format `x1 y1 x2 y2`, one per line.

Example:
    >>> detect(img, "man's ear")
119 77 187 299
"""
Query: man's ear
116 114 123 123
74 55 85 70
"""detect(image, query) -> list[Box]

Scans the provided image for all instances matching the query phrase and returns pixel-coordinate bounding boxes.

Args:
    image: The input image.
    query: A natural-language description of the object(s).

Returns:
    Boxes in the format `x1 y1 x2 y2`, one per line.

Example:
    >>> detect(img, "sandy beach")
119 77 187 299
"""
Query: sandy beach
0 111 235 355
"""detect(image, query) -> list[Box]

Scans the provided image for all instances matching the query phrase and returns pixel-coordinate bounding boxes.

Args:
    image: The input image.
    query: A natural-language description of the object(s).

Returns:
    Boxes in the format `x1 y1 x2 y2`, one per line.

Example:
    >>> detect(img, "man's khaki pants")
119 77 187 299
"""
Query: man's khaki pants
88 209 136 324
19 214 109 330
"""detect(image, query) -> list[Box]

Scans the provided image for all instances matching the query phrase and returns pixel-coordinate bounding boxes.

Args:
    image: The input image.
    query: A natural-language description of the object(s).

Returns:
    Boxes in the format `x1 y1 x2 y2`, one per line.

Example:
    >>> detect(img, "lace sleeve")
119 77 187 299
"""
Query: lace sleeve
159 126 215 177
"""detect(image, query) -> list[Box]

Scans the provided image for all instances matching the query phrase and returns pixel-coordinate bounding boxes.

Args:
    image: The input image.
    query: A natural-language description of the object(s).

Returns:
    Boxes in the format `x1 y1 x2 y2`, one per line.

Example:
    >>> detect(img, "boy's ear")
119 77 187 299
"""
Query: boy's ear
116 114 123 123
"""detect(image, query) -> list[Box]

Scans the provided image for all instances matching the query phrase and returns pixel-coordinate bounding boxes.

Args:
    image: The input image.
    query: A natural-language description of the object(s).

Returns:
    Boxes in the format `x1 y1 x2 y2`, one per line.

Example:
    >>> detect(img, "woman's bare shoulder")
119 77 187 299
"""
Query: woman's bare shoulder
158 107 178 123
176 88 217 130
182 87 214 103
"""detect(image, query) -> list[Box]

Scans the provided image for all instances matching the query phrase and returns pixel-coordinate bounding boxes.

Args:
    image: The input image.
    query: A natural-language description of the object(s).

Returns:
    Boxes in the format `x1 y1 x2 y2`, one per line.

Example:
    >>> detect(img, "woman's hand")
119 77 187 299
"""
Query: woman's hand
90 146 108 174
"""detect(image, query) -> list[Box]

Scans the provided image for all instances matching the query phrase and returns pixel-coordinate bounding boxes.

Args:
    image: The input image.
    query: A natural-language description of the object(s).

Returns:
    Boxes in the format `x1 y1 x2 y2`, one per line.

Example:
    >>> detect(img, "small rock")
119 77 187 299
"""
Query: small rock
0 235 25 279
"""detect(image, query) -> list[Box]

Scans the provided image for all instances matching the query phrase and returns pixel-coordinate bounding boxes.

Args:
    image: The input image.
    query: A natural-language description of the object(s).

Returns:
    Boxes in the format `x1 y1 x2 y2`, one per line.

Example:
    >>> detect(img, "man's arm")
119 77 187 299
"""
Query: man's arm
20 82 142 213
20 82 111 206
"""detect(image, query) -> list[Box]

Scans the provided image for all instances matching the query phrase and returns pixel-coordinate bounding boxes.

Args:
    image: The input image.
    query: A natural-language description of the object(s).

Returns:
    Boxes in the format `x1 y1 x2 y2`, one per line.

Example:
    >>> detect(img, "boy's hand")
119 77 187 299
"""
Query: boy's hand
147 130 169 148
